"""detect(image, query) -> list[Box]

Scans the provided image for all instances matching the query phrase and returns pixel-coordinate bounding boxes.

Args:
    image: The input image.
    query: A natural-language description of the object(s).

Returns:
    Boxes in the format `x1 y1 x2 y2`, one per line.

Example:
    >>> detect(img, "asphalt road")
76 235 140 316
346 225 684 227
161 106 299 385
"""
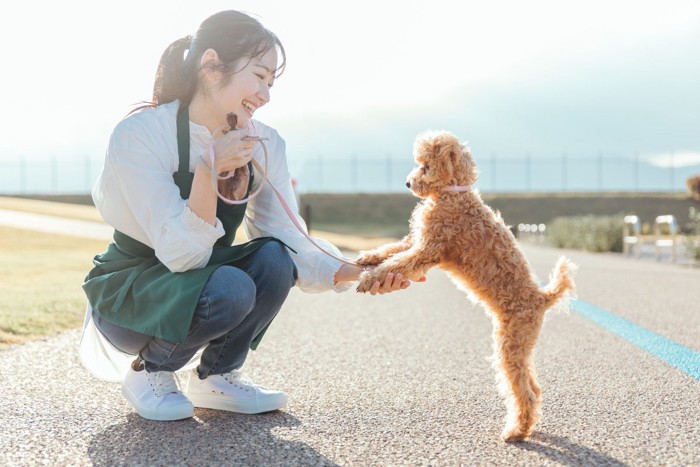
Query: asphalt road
1 242 699 466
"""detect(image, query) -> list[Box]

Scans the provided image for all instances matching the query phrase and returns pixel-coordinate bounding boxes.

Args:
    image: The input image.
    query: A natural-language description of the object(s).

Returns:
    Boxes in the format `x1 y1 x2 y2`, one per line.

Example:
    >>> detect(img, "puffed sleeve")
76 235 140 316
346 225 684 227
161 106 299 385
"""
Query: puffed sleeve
93 115 225 272
243 129 353 293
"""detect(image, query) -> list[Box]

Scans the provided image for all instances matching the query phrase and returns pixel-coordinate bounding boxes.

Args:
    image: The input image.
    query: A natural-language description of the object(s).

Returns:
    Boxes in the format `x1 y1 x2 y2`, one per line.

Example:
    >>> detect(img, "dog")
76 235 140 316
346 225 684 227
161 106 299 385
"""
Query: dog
355 130 575 442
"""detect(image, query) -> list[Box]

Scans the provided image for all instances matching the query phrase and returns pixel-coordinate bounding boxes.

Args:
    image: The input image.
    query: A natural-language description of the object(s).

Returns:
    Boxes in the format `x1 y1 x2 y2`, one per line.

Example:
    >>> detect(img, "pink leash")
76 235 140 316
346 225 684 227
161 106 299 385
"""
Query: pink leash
208 136 360 267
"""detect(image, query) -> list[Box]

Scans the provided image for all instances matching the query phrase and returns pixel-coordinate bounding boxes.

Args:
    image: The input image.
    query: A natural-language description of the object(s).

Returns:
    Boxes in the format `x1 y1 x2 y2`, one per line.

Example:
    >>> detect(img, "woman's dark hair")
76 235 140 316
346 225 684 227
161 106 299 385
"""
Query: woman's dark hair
139 11 285 111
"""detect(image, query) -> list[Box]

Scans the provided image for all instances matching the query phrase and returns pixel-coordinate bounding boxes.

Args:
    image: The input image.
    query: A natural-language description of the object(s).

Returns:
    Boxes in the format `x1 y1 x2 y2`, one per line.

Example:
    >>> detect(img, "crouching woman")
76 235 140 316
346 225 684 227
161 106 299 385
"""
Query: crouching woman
80 10 415 421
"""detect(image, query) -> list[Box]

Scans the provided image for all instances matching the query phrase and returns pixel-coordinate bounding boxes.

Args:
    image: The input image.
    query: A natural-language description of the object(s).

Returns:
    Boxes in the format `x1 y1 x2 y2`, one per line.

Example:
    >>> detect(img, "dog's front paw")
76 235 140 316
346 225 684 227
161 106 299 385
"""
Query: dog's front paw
355 250 385 267
355 269 385 293
356 272 374 293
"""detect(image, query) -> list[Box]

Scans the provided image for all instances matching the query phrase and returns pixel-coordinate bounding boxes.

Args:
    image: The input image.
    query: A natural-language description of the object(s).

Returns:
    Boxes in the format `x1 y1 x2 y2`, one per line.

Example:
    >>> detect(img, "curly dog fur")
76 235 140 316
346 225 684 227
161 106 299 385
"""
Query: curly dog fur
355 130 576 442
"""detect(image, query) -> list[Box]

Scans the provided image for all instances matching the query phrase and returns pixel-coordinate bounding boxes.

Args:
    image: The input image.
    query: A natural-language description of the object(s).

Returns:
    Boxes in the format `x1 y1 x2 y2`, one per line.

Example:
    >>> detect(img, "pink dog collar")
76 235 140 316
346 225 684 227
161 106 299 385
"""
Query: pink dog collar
443 185 472 192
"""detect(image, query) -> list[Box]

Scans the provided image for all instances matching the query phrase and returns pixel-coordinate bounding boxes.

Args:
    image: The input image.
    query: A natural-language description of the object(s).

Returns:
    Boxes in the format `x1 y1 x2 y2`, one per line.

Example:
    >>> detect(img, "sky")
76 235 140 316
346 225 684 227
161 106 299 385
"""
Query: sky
1 0 699 170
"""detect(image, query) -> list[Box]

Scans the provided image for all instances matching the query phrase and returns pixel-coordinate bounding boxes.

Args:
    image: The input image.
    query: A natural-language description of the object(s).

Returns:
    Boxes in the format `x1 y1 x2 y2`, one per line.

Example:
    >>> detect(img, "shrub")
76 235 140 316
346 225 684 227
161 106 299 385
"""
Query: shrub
547 214 625 252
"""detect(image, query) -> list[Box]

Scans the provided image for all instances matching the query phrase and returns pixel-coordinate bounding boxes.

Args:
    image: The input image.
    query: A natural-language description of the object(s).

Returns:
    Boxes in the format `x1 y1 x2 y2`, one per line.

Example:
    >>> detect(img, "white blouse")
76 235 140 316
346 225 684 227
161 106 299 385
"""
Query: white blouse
92 100 351 293
79 101 352 382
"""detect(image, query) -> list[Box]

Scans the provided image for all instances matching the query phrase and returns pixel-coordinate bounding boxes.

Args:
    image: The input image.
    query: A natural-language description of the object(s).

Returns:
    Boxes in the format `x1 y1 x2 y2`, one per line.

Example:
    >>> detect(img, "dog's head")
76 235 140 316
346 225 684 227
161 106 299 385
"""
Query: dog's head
406 131 478 198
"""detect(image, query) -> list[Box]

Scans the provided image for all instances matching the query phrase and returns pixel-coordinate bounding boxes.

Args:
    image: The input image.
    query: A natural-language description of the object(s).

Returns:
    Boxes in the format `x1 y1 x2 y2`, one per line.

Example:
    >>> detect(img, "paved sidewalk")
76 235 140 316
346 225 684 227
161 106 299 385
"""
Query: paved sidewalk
1 240 699 465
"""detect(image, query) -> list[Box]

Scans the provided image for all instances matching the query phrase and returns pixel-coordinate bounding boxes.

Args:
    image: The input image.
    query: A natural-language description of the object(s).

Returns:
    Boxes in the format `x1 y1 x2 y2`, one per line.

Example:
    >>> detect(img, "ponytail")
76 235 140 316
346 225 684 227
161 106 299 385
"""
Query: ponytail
152 35 197 107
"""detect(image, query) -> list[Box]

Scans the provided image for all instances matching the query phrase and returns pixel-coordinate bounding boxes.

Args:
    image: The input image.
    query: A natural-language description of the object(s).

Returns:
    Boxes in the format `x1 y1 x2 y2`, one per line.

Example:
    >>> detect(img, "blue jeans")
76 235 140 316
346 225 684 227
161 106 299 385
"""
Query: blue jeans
94 241 297 378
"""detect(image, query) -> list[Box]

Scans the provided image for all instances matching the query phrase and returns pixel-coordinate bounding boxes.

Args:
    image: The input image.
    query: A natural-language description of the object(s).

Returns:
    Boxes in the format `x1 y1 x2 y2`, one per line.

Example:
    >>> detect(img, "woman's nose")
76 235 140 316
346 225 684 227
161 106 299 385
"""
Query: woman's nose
258 84 270 105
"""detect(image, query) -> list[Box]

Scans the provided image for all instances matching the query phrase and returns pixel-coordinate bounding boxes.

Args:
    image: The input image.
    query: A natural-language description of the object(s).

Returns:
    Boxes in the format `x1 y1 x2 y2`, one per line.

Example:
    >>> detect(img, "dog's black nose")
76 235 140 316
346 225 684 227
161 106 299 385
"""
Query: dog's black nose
405 181 411 188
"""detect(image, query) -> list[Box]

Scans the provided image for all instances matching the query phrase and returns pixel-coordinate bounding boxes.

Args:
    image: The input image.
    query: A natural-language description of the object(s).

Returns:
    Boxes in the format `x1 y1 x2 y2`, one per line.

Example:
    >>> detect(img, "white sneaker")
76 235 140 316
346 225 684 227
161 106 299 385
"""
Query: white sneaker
121 359 194 421
184 369 288 414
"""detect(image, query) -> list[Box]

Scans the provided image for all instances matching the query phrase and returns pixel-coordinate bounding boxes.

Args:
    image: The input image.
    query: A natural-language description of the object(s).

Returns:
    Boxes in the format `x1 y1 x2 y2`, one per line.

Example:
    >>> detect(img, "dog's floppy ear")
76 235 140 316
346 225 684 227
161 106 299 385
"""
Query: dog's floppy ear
458 144 479 185
442 135 466 181
449 143 465 170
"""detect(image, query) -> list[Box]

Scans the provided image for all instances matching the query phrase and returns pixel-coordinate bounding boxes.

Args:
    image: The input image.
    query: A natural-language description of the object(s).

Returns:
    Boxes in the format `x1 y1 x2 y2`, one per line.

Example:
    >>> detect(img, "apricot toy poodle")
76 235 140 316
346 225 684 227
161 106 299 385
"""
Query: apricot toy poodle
355 131 576 442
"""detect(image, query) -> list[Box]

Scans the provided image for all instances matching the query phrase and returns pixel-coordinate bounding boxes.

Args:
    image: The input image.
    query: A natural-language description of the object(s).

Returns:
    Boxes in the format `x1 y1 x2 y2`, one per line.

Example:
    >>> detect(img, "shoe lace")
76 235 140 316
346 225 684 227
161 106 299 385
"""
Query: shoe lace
222 370 253 392
150 371 181 397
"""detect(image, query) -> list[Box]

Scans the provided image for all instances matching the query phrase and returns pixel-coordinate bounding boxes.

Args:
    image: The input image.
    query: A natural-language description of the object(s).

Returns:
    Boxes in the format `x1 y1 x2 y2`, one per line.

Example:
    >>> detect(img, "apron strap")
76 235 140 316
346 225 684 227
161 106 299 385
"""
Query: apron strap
176 105 190 173
174 104 194 199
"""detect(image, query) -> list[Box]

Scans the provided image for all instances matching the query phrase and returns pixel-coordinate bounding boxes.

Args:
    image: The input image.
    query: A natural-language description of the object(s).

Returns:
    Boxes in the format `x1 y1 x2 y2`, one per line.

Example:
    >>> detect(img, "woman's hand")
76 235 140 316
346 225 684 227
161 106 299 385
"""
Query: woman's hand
365 271 411 295
209 128 257 174
334 264 424 295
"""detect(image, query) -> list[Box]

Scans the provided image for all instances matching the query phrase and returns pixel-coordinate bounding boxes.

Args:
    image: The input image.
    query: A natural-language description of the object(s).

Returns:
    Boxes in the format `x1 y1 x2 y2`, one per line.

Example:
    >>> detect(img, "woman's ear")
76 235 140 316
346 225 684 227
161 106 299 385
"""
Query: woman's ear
200 48 220 67
200 49 222 85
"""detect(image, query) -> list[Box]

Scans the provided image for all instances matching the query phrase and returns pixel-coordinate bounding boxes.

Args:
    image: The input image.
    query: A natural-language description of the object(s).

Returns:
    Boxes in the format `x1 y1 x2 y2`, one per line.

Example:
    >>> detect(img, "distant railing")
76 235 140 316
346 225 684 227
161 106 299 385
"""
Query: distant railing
654 215 678 262
0 153 698 194
621 214 682 263
623 215 642 258
517 223 547 243
293 154 698 193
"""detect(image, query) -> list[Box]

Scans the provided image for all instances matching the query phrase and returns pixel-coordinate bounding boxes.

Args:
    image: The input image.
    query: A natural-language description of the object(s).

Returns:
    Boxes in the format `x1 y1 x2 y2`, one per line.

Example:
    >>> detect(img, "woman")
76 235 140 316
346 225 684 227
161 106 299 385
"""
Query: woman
80 10 416 421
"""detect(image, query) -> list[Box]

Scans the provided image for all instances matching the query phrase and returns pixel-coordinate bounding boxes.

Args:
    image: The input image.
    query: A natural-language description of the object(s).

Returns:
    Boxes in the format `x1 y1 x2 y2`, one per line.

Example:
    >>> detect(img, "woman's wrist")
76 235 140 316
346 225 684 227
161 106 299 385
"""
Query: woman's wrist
333 263 364 285
189 160 218 225
197 154 212 171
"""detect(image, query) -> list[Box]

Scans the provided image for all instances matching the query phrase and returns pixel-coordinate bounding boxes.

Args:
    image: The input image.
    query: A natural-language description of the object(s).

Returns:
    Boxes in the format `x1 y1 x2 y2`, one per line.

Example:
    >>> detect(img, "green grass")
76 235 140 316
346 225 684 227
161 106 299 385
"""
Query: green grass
0 226 107 349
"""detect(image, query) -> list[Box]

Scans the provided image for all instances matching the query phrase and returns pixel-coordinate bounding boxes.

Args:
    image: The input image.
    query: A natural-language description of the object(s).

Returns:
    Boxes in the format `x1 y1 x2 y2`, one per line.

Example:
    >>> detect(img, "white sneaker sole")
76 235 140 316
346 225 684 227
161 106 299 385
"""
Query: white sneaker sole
121 385 194 421
186 391 288 414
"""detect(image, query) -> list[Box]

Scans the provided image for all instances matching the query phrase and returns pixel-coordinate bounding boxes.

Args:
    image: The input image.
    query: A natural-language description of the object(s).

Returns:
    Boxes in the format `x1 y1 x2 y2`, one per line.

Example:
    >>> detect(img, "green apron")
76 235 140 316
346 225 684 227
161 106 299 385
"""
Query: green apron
83 105 284 349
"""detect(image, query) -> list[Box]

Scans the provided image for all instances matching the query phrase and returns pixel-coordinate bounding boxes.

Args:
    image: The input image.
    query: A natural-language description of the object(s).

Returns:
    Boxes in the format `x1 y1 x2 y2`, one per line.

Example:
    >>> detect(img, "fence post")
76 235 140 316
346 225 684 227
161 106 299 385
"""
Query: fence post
386 153 392 191
669 152 675 192
51 155 58 193
654 215 677 262
351 153 358 191
491 153 497 191
20 155 26 194
84 155 92 192
623 215 641 258
562 152 567 192
317 153 323 192
525 152 531 192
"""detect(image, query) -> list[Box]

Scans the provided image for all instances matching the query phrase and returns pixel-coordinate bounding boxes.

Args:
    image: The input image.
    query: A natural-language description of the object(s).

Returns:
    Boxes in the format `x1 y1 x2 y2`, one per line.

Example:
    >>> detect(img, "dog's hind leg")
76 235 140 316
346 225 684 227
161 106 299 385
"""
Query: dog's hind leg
491 309 545 442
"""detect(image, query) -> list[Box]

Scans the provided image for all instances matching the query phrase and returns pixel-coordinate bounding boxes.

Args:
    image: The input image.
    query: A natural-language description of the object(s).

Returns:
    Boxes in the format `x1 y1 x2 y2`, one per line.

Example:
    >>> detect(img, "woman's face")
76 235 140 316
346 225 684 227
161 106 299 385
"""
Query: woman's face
208 47 278 130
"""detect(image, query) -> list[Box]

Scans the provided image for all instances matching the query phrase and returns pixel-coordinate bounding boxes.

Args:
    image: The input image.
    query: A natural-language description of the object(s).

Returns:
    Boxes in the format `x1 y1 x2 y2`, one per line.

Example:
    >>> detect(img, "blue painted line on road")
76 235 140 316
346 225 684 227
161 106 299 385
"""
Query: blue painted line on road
570 299 700 381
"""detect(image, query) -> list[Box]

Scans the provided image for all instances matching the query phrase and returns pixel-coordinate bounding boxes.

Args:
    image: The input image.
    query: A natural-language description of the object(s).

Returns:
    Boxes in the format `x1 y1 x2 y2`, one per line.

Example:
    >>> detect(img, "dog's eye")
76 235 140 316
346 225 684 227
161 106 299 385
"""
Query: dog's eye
423 165 430 172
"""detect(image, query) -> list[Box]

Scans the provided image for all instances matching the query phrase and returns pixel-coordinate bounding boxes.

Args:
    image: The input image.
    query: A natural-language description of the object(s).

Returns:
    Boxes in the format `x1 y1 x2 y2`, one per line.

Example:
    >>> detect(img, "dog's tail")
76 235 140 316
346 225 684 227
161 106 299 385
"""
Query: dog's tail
542 256 576 310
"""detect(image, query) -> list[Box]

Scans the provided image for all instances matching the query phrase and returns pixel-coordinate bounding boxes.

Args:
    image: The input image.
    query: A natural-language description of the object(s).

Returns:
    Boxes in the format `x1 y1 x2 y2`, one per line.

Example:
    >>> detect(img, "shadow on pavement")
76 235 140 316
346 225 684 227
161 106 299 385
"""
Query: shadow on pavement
511 431 628 466
87 410 337 466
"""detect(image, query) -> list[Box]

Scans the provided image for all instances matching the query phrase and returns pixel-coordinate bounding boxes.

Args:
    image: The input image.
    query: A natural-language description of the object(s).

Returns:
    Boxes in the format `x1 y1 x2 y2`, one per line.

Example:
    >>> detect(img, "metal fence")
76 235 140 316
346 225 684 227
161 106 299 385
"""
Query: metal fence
1 153 698 194
288 153 699 193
